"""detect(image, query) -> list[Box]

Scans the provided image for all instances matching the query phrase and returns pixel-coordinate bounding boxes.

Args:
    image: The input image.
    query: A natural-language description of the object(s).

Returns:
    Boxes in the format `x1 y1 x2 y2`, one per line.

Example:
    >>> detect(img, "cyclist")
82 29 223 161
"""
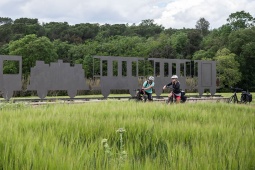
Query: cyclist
163 75 181 103
141 76 155 101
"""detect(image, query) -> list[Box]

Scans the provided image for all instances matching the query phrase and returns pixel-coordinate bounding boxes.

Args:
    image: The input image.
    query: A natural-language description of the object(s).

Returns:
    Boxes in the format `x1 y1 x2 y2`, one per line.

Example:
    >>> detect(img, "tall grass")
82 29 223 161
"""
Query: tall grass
0 101 254 169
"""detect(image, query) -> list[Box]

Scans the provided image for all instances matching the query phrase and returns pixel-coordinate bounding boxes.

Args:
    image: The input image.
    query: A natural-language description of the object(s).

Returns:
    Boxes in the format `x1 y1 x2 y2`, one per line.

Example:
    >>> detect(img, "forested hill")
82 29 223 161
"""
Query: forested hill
0 10 255 90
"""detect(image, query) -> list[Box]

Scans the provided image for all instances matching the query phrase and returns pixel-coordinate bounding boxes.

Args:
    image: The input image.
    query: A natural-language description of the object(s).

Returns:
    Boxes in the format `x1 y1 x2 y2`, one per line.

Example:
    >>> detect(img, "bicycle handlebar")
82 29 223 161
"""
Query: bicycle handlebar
230 87 243 92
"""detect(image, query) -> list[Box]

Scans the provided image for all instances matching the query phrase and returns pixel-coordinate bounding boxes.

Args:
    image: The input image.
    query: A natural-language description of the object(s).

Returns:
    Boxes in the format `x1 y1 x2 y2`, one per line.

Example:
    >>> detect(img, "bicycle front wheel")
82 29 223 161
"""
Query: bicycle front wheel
228 95 237 103
166 96 173 104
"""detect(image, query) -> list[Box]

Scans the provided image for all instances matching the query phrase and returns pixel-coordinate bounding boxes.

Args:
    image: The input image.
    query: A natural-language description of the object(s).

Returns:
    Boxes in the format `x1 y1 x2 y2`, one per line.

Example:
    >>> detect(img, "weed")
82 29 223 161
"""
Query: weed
102 128 127 168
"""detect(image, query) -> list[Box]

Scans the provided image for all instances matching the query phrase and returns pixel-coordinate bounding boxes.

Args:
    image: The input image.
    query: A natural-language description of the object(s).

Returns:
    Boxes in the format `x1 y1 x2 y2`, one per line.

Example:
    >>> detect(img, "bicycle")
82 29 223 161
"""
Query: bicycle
134 89 148 102
165 90 187 104
228 87 252 104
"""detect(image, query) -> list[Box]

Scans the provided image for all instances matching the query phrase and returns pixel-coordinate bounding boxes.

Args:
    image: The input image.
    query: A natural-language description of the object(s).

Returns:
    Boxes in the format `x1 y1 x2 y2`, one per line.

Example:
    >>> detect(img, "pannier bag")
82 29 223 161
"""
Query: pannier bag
181 91 187 102
241 91 252 103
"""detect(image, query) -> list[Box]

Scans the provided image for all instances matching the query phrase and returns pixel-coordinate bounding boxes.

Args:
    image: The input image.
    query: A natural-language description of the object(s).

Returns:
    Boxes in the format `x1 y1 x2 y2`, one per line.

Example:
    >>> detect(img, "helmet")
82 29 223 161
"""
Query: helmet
148 76 154 81
171 75 178 79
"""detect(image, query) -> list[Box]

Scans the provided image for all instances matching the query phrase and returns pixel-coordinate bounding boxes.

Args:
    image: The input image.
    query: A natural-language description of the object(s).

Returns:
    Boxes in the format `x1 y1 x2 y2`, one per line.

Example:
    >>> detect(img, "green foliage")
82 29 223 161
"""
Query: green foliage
195 17 210 36
169 32 189 59
133 19 164 38
0 44 9 55
8 34 58 76
228 28 255 56
0 22 12 44
52 40 72 61
0 17 13 25
192 50 212 60
227 11 255 30
214 48 241 87
43 22 70 41
187 30 203 57
227 28 255 89
200 29 226 58
11 18 42 40
0 102 254 169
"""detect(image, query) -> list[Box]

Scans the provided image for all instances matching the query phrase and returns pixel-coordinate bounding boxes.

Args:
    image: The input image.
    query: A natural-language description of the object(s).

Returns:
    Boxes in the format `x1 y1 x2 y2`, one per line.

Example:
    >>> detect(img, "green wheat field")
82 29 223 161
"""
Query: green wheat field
0 101 254 170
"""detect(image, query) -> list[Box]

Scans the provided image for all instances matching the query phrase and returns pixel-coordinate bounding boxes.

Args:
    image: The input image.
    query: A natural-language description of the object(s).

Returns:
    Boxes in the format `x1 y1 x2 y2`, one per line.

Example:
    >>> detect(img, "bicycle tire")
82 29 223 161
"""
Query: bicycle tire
228 96 235 103
166 96 174 104
142 94 148 102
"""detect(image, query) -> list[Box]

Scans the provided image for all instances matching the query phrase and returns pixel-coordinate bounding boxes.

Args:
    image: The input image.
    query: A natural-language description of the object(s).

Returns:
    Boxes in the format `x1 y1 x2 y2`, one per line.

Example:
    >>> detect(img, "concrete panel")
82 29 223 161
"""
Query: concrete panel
27 60 89 99
0 55 22 100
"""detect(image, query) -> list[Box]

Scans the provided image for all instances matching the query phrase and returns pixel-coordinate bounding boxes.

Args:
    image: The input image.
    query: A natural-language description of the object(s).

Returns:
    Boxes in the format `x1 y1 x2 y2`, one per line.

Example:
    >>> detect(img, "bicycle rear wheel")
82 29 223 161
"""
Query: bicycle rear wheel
142 94 148 102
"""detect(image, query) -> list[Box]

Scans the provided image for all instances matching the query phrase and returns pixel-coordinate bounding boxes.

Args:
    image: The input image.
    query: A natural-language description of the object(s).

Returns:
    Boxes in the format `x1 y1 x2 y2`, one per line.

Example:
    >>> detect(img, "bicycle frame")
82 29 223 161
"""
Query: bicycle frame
228 91 239 103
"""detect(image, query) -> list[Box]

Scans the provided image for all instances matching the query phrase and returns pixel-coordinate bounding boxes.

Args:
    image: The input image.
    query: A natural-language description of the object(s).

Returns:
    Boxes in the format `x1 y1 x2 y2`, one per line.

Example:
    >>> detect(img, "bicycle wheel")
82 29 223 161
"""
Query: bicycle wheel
228 95 238 103
228 96 235 103
142 94 148 102
166 96 173 104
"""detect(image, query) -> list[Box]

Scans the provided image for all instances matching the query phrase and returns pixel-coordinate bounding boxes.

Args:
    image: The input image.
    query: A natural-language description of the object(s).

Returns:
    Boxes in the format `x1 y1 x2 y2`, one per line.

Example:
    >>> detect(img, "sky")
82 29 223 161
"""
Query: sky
0 0 255 29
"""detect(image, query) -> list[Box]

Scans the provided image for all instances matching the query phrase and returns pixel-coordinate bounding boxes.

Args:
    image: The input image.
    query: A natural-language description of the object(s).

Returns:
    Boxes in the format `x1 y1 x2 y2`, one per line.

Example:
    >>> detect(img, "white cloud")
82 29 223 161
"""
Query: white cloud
0 0 254 29
155 0 255 29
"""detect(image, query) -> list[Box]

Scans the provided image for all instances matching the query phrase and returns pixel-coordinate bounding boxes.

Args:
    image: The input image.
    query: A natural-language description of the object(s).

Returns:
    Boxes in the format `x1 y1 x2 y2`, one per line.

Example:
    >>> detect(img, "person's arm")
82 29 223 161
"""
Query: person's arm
163 82 172 89
143 82 154 90
166 82 172 87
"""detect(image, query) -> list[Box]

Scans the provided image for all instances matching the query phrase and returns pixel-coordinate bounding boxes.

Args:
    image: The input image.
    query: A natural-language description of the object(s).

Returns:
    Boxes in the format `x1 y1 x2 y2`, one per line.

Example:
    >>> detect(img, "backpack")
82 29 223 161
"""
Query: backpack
144 81 149 88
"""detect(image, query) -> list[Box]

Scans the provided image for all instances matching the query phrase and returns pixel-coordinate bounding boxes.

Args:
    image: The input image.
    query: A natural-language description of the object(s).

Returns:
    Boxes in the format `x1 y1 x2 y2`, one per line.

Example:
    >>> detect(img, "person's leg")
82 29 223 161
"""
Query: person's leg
146 92 153 101
167 92 173 103
168 91 173 98
175 96 181 103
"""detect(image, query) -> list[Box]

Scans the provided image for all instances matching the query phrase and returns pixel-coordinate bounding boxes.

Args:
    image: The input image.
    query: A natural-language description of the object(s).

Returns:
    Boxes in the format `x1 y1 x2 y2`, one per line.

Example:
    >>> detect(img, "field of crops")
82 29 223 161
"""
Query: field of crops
0 101 254 169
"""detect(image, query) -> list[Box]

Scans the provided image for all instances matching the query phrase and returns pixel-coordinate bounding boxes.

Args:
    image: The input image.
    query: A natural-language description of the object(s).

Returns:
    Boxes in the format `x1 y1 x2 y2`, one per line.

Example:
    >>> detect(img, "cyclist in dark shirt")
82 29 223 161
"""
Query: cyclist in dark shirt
163 75 181 103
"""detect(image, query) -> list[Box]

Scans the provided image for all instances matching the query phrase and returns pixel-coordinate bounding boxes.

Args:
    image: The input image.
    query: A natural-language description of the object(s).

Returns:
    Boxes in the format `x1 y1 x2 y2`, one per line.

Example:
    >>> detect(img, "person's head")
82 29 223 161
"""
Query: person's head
148 76 154 83
171 75 178 83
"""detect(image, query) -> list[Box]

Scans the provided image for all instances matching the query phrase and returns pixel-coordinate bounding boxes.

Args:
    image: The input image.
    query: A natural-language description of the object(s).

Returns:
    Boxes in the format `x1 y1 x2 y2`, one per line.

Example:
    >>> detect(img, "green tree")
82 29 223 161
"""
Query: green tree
195 17 210 36
0 24 12 44
227 27 255 89
0 44 9 54
187 30 203 58
11 18 43 40
131 19 164 38
228 28 255 55
170 32 189 59
199 29 226 59
147 33 176 59
0 17 13 25
239 41 255 90
8 34 58 76
53 40 72 61
0 17 13 44
214 48 241 88
227 11 255 30
192 50 213 60
43 22 70 41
